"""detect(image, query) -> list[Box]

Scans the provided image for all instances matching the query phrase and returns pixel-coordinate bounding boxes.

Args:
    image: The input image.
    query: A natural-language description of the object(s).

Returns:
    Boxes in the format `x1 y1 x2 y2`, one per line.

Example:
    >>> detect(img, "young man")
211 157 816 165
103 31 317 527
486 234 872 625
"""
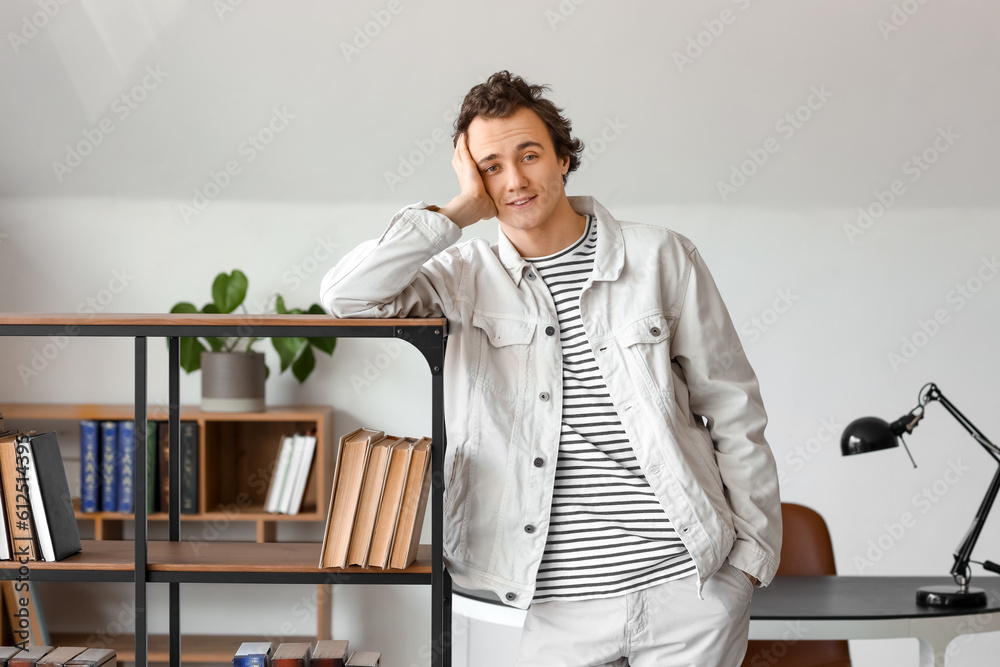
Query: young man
321 71 781 666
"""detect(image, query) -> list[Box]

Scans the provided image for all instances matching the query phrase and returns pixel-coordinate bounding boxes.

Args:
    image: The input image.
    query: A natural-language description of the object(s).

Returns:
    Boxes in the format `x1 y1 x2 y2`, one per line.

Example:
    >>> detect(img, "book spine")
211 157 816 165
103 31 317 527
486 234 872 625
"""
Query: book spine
80 420 99 513
99 421 117 512
180 422 199 514
118 420 135 514
158 421 169 513
146 420 158 514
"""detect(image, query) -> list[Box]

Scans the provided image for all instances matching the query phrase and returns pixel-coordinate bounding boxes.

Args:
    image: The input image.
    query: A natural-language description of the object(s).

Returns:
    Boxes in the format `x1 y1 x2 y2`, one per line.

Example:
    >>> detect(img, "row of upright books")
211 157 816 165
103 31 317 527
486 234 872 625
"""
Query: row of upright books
319 428 431 570
0 429 81 562
79 420 199 515
0 647 114 667
234 640 378 667
263 432 318 515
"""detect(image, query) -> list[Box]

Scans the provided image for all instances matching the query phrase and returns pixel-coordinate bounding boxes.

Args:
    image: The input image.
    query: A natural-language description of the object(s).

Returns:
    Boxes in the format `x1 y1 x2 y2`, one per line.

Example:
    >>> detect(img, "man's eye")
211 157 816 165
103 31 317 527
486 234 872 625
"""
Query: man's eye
484 165 498 173
523 154 537 162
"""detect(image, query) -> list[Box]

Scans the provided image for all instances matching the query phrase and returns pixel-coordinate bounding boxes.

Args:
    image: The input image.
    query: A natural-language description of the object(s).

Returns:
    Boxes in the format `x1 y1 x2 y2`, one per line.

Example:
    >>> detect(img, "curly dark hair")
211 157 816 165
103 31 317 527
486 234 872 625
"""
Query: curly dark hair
453 71 584 184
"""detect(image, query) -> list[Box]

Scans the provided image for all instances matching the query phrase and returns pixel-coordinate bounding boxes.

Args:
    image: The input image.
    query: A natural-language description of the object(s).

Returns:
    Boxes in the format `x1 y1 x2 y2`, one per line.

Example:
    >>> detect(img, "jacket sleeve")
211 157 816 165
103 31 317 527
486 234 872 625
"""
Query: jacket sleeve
670 245 782 586
320 204 465 319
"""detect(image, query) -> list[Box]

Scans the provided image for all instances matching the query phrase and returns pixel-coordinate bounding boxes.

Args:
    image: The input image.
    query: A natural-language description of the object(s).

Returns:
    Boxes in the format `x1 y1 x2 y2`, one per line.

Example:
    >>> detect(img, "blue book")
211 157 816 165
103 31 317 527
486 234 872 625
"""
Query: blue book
117 420 135 513
233 642 272 667
80 420 100 513
99 421 118 511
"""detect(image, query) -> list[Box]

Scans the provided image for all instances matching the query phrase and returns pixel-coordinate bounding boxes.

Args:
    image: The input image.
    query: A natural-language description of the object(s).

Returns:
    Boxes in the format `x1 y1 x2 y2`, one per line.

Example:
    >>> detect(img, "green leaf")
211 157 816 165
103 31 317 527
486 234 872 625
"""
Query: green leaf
178 336 207 373
170 302 198 314
272 337 307 372
307 303 326 315
310 336 337 355
203 336 225 352
291 345 316 383
275 295 288 315
202 303 220 314
212 270 248 314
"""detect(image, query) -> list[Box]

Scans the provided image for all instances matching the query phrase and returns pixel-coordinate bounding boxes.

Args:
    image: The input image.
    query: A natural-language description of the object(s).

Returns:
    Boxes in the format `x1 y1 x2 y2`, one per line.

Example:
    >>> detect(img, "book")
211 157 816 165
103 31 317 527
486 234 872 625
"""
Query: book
36 647 85 666
319 427 384 569
264 435 294 513
271 643 311 667
0 449 9 560
0 433 37 560
347 436 396 567
64 648 115 667
0 580 48 646
158 421 170 513
146 421 158 514
285 433 317 516
310 640 348 667
117 421 135 514
98 421 117 512
367 438 415 569
345 652 380 667
22 432 82 561
180 421 199 514
232 641 273 667
8 646 52 667
0 647 23 665
389 437 432 569
79 420 99 513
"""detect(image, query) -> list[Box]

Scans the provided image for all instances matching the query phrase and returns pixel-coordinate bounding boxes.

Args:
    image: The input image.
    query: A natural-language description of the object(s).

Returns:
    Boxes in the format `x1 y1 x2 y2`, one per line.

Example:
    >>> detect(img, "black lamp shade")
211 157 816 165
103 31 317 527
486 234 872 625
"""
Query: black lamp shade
841 417 900 456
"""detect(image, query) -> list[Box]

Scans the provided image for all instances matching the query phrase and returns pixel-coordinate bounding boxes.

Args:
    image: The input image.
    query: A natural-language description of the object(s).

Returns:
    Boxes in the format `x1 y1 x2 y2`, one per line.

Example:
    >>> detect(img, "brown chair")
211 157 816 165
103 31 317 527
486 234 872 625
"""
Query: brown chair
740 503 852 667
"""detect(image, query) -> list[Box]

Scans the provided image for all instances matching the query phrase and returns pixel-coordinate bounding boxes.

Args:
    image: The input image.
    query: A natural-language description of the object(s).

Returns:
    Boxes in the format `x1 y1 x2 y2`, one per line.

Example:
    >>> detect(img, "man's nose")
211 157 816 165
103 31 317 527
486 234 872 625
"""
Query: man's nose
506 165 528 191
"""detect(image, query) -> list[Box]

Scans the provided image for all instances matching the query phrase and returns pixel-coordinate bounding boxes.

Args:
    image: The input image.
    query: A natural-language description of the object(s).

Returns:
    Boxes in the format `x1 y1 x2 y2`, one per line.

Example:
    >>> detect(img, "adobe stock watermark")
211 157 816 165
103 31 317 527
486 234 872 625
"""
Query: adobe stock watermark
178 107 294 223
887 255 999 373
340 0 405 63
17 268 136 385
384 101 461 192
51 65 168 182
708 288 800 377
716 85 833 202
877 0 933 41
776 418 843 487
544 0 587 31
854 458 970 574
213 0 246 21
7 0 72 55
575 117 628 175
350 339 404 394
745 621 810 667
672 0 757 73
281 235 341 292
843 126 959 244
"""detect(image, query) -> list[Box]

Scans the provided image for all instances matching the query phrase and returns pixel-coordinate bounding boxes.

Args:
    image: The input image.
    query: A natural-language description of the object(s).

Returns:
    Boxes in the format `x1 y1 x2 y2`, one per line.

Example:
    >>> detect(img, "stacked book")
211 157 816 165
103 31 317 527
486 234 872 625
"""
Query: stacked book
0 645 114 666
79 420 200 515
263 432 318 515
0 431 81 562
235 640 379 666
319 428 432 570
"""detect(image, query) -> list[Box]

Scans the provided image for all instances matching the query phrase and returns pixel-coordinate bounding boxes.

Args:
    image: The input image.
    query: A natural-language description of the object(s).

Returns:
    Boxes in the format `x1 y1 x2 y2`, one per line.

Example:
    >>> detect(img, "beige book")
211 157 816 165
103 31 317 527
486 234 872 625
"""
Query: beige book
347 436 397 567
319 427 384 568
0 433 37 560
389 437 432 569
366 438 415 569
37 646 86 666
346 650 380 666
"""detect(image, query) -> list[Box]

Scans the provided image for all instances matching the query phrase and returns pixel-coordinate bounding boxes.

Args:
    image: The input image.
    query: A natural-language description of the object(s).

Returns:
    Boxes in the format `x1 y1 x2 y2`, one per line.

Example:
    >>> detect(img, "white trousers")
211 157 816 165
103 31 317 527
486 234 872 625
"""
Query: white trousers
514 561 754 667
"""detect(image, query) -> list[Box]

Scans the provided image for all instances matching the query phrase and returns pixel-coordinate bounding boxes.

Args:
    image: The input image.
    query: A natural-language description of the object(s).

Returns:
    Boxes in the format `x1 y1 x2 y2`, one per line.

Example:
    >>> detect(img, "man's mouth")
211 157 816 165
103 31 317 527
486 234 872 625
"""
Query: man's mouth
507 195 537 208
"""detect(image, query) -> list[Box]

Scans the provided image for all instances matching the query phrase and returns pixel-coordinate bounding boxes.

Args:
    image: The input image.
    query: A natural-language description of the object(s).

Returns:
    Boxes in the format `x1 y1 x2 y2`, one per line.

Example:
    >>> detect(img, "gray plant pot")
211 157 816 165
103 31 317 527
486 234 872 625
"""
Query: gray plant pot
201 351 266 412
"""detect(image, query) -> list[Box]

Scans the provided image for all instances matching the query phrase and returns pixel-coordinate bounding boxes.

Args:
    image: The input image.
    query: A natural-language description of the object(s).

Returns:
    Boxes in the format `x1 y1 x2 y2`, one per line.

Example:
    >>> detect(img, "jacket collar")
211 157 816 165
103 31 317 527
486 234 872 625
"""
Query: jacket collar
496 195 625 286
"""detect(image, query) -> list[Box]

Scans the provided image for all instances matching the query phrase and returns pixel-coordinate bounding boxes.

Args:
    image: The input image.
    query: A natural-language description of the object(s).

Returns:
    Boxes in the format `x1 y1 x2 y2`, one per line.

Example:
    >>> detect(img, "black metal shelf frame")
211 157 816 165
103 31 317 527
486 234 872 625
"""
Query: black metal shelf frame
0 319 451 667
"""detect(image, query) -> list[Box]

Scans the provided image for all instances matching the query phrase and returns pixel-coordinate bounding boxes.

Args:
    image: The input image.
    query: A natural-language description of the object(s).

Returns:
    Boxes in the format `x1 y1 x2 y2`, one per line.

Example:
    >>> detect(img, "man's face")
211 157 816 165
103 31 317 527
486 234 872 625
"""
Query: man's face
465 107 571 238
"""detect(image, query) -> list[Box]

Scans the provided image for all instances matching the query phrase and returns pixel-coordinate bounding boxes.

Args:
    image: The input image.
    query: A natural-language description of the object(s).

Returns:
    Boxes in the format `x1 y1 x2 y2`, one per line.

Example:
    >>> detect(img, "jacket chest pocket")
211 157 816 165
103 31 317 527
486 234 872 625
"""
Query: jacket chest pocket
617 313 674 399
472 312 536 400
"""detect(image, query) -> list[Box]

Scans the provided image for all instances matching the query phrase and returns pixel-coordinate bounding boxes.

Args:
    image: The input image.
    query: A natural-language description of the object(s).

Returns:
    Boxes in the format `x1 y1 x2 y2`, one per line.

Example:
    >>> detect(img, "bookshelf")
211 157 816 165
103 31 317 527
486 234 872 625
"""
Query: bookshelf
0 314 450 667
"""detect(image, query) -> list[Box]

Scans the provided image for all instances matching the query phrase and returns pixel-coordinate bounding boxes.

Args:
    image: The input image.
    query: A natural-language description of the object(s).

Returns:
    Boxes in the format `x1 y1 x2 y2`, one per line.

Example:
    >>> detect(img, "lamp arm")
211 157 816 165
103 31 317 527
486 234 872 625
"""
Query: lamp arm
922 384 1000 587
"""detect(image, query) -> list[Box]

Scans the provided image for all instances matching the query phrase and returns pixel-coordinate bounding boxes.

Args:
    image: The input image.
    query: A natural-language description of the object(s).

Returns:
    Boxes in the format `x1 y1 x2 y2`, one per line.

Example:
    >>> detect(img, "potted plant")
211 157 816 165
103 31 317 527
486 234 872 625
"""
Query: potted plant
170 269 336 412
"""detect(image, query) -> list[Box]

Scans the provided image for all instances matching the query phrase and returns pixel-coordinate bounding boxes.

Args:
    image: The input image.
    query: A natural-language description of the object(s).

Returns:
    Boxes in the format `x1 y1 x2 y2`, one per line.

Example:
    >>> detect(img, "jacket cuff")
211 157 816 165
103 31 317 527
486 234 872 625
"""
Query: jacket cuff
728 539 779 587
381 202 462 252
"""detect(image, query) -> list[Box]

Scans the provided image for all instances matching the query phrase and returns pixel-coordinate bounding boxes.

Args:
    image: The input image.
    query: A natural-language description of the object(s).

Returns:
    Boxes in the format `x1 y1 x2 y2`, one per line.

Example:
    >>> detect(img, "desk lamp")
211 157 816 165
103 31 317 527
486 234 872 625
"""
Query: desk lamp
842 382 1000 607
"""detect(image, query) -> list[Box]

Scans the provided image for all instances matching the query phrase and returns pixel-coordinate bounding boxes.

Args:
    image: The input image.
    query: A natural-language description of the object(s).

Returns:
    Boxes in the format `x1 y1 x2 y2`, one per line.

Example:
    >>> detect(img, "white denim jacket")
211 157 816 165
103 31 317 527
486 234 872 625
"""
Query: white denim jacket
321 196 781 609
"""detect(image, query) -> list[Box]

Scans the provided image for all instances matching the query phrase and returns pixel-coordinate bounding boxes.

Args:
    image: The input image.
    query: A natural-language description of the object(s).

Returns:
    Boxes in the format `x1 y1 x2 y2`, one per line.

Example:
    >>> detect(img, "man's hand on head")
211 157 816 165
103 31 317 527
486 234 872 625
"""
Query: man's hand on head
433 133 498 229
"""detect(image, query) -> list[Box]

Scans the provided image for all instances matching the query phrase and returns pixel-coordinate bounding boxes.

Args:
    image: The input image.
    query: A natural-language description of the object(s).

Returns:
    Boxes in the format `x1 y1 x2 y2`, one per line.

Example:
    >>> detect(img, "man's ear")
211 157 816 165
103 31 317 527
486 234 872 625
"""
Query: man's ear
560 153 570 175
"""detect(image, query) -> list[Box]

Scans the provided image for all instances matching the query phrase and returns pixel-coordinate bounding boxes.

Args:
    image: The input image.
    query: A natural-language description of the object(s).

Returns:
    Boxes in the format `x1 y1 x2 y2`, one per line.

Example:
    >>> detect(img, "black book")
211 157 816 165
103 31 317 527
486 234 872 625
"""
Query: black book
180 422 199 514
23 431 82 561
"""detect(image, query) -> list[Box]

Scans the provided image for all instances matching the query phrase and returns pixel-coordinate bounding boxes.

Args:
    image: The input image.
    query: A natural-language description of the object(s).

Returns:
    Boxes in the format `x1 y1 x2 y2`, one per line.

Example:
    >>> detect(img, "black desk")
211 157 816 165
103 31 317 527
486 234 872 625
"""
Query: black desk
453 576 1000 666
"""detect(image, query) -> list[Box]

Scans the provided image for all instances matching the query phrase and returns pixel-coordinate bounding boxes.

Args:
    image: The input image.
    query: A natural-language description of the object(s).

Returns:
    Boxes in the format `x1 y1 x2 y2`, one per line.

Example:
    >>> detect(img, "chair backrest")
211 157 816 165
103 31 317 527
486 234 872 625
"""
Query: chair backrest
740 503 852 667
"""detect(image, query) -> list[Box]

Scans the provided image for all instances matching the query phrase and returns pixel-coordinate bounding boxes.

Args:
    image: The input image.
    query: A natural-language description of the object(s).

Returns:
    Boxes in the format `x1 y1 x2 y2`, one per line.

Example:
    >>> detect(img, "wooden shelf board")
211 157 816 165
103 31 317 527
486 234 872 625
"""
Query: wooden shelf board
0 313 445 328
1 403 334 422
75 508 324 522
1 541 431 574
50 632 318 663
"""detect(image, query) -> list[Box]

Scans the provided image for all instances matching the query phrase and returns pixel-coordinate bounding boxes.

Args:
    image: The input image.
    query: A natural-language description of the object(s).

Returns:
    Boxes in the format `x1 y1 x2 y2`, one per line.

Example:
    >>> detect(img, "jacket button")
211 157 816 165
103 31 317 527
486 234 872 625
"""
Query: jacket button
505 592 516 601
545 326 556 336
524 524 535 534
538 392 550 402
650 327 662 336
533 457 544 468
526 272 536 280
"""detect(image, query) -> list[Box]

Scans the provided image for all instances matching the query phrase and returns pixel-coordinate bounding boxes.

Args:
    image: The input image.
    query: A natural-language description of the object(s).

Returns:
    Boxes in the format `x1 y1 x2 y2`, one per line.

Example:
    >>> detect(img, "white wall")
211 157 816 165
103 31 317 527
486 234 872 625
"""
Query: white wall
1 1 999 665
